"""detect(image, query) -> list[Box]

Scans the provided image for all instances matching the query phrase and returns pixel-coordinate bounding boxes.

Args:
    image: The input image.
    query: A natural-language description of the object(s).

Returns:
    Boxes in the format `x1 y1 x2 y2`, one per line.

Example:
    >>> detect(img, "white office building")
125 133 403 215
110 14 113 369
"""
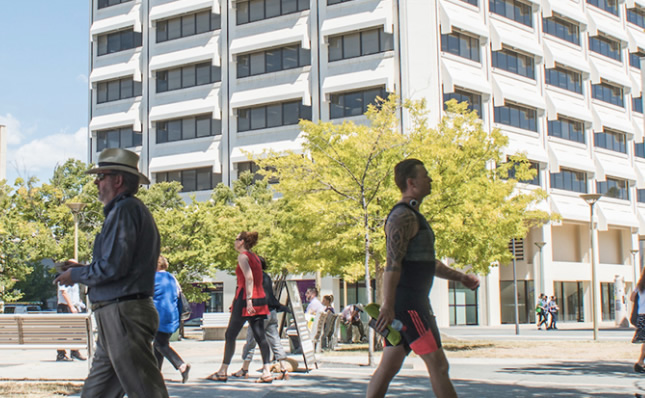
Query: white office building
89 0 645 326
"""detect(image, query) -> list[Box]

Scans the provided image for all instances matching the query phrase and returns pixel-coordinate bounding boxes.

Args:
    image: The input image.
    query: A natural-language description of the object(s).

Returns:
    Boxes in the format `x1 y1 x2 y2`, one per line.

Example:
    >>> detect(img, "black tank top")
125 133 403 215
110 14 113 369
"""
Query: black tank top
385 203 436 309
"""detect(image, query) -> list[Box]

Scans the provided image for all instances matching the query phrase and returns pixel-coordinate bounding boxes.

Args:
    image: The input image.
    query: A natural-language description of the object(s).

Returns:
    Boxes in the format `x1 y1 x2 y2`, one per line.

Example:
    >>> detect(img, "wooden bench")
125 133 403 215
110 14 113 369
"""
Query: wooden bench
0 313 93 369
201 312 247 341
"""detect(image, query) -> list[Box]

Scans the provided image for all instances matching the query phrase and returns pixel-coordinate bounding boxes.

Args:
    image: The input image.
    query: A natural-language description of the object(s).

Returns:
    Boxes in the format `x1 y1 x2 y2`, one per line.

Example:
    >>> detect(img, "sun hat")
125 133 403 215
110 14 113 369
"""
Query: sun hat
86 148 150 185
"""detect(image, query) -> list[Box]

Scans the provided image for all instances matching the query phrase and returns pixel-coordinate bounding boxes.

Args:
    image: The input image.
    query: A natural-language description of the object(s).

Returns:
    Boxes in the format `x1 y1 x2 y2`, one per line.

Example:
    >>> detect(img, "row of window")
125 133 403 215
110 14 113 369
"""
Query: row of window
237 100 312 132
156 114 221 144
97 29 141 56
156 10 220 43
97 77 142 104
97 0 131 9
236 0 309 26
96 127 141 152
156 63 221 93
237 44 310 78
156 167 221 193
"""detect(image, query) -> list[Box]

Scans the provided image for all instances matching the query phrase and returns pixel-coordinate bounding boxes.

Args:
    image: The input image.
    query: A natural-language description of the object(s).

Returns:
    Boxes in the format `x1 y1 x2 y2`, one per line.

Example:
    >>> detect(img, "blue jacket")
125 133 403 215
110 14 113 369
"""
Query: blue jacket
154 271 180 334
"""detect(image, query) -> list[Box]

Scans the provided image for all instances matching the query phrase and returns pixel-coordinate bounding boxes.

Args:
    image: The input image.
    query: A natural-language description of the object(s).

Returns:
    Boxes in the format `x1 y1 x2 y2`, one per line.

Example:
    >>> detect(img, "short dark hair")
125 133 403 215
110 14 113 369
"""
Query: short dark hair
306 287 318 297
120 172 140 195
394 158 424 192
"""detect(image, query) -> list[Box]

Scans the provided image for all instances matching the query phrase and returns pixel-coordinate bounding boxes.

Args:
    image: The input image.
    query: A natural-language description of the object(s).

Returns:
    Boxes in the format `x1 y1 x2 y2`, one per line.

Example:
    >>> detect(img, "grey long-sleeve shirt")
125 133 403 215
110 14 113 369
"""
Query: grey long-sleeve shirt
71 193 160 303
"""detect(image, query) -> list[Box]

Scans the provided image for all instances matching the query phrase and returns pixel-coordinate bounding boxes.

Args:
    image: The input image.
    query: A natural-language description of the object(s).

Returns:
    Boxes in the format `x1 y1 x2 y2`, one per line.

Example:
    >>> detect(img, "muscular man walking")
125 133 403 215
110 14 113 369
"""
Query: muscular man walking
367 158 479 398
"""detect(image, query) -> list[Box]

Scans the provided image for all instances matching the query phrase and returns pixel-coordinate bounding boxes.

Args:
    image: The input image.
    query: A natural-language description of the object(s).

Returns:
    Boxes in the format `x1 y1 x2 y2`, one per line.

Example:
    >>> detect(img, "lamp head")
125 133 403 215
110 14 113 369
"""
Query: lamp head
580 193 602 206
66 203 86 214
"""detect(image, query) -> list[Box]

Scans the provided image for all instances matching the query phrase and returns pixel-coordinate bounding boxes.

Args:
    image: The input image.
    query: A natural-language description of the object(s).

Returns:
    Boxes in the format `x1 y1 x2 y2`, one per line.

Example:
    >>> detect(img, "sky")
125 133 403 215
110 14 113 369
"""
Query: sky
0 2 90 184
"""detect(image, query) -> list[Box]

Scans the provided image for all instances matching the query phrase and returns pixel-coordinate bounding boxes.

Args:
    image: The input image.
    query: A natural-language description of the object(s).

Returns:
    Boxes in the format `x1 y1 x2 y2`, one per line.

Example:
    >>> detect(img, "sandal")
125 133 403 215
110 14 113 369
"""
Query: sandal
206 372 228 382
181 363 191 384
255 374 273 383
231 369 249 379
274 369 289 381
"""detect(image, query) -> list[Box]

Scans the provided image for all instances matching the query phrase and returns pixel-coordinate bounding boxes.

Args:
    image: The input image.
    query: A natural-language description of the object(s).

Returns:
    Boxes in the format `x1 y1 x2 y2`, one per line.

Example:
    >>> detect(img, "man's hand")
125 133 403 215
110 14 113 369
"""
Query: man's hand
461 274 480 290
56 259 83 272
375 303 394 333
54 269 74 287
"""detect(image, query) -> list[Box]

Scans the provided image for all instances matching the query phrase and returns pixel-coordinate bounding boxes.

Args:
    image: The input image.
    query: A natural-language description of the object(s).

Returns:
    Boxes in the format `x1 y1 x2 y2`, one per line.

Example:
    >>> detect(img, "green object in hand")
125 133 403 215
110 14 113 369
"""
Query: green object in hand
364 303 402 346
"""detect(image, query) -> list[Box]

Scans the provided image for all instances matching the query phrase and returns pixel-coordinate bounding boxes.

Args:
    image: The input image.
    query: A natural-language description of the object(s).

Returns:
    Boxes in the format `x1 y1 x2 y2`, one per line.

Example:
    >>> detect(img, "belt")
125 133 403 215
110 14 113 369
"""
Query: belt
91 293 150 311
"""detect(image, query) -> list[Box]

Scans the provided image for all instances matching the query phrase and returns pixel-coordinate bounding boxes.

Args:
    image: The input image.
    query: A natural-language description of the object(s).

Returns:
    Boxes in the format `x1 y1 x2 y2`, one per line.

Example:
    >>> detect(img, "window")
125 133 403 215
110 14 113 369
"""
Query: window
238 161 279 183
586 0 619 16
594 129 626 153
630 52 644 69
459 0 478 5
97 29 141 56
97 77 142 104
449 281 479 325
238 44 310 77
489 0 532 27
638 188 645 203
329 27 394 62
494 103 538 131
597 177 629 200
156 114 221 143
589 36 622 61
548 117 585 143
328 0 353 4
503 159 540 185
96 127 141 152
98 0 132 9
156 10 221 43
440 31 480 62
634 96 643 113
236 0 309 25
545 67 582 93
237 100 312 132
636 142 645 158
155 167 220 192
492 49 534 79
443 90 483 117
628 7 645 28
157 62 221 93
592 82 624 107
330 87 387 119
543 16 580 45
550 168 587 192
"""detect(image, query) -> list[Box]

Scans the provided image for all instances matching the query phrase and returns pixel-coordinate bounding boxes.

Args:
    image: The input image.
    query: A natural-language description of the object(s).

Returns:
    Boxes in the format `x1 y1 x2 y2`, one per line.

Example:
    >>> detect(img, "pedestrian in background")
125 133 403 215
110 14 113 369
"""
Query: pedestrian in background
55 275 87 362
153 256 190 383
547 296 559 330
632 270 645 373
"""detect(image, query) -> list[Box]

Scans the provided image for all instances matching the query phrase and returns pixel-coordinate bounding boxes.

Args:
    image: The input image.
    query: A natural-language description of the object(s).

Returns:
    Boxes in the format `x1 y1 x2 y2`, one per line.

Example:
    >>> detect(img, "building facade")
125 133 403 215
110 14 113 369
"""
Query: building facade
88 0 645 326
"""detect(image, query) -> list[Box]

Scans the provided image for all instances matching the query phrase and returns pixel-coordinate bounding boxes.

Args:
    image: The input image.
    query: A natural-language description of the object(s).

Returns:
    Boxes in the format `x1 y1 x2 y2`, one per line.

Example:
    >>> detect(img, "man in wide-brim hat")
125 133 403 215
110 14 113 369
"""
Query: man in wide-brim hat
55 148 168 398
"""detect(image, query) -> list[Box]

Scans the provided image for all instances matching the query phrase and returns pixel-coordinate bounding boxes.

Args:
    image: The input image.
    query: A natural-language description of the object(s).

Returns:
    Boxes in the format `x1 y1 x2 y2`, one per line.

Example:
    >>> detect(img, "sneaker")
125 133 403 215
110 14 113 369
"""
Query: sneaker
56 355 73 362
634 363 645 373
71 351 87 361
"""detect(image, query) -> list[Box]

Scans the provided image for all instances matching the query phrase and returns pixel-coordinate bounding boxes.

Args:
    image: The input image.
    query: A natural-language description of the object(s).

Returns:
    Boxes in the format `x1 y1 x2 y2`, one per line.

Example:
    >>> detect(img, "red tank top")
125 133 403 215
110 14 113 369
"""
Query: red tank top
235 252 269 317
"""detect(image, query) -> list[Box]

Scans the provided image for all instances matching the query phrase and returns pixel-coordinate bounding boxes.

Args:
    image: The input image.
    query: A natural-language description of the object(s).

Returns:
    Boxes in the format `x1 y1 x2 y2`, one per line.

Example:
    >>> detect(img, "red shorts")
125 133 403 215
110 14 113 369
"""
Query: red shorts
384 307 441 356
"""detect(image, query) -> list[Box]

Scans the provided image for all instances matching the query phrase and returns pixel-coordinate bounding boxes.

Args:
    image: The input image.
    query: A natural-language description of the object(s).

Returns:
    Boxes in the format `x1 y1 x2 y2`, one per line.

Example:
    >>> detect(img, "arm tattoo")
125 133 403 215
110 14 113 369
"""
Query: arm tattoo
385 208 418 273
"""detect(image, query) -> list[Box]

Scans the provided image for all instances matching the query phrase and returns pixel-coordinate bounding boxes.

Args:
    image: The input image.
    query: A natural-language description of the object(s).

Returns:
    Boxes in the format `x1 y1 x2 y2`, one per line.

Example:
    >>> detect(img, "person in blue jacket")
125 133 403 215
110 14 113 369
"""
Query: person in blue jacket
154 256 190 383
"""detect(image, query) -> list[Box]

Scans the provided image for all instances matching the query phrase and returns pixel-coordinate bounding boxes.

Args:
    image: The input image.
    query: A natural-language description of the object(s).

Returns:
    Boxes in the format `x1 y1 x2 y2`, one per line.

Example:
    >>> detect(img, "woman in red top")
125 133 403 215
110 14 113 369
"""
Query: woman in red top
207 231 273 383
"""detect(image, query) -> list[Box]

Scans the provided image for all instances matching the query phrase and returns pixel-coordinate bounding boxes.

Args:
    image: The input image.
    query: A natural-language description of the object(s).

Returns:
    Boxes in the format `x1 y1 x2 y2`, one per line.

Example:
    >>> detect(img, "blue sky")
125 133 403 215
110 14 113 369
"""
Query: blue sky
1 1 89 184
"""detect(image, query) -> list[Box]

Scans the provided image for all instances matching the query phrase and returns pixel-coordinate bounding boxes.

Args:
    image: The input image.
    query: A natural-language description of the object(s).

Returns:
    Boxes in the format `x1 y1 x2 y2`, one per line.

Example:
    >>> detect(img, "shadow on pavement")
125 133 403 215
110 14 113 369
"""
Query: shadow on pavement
499 360 638 379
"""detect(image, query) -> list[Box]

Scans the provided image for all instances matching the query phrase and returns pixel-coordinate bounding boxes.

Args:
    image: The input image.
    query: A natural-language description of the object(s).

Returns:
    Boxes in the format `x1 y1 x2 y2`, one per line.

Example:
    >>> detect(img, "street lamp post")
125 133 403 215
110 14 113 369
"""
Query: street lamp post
65 203 86 261
535 242 547 297
580 193 602 341
511 239 520 336
632 249 640 289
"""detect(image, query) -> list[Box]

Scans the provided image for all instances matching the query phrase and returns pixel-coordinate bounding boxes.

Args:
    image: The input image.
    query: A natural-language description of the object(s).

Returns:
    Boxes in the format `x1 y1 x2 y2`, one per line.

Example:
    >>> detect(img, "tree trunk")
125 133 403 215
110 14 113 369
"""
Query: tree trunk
363 209 374 367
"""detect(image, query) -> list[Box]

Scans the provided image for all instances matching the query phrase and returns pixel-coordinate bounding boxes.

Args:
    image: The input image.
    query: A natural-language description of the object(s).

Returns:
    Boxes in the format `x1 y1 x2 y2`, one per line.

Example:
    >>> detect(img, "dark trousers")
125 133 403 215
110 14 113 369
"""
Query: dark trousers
223 297 271 365
81 298 168 398
57 304 81 358
154 331 184 370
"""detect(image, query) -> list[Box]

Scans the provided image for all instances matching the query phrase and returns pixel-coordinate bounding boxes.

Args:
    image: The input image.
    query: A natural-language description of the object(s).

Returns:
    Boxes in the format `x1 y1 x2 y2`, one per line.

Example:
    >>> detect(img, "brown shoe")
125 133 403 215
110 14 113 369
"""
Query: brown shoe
71 351 86 361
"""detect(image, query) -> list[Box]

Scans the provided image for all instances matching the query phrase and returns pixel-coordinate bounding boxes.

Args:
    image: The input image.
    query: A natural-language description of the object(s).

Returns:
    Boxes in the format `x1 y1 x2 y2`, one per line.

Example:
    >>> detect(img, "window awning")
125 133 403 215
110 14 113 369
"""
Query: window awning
504 140 548 164
90 5 141 38
231 24 309 54
592 107 634 136
492 75 546 111
632 73 642 98
230 139 303 163
550 195 592 222
322 65 394 97
543 41 590 76
586 10 629 47
320 6 392 37
149 148 221 173
588 57 632 91
231 80 310 109
90 58 141 84
545 91 593 124
439 1 488 40
635 161 645 188
89 108 141 132
547 142 595 174
633 117 644 142
149 97 219 122
628 28 645 54
490 20 543 60
597 203 639 231
441 57 491 95
594 156 637 182
149 0 216 21
149 39 219 70
542 0 587 29
627 0 645 9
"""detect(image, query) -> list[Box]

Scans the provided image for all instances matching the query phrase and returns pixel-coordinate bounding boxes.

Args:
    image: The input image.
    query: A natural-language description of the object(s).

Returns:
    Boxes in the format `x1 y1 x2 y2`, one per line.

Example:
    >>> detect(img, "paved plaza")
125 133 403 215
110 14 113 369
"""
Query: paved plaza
0 323 642 397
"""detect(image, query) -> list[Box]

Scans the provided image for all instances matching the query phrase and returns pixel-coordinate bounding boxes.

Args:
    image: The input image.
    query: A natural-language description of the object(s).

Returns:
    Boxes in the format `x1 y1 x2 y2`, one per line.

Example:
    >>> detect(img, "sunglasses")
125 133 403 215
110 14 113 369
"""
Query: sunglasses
236 237 244 241
95 172 114 181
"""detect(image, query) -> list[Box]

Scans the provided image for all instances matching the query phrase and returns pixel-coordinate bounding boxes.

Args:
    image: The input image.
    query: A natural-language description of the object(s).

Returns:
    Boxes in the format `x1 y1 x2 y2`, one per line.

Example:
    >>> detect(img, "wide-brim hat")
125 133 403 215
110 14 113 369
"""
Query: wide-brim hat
86 148 150 185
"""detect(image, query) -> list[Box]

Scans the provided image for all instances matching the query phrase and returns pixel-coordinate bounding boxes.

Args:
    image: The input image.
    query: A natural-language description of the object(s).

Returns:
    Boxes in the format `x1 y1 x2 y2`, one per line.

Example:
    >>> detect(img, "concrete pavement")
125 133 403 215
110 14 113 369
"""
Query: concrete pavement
0 323 642 397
